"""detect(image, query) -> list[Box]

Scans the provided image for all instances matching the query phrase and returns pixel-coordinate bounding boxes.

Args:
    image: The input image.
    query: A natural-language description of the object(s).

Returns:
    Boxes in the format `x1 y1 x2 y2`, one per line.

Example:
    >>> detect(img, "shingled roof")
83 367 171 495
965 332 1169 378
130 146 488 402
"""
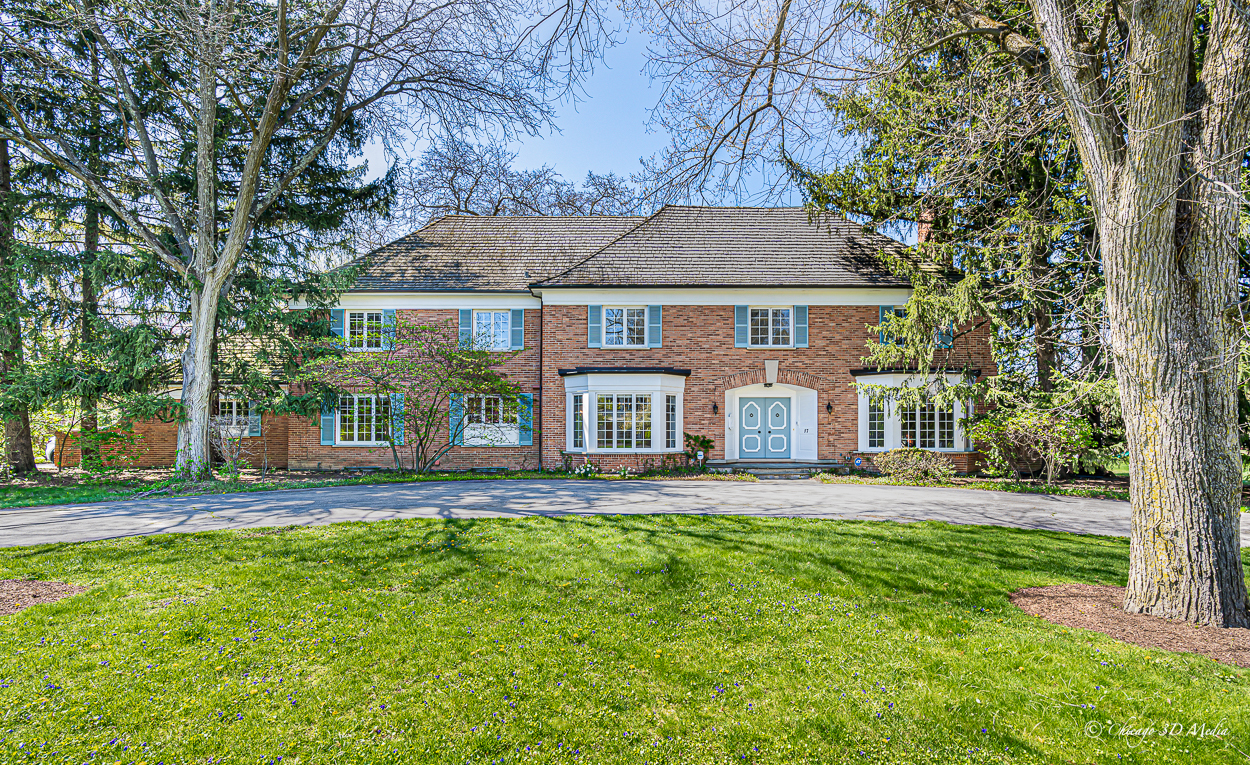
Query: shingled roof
536 206 911 288
348 215 645 292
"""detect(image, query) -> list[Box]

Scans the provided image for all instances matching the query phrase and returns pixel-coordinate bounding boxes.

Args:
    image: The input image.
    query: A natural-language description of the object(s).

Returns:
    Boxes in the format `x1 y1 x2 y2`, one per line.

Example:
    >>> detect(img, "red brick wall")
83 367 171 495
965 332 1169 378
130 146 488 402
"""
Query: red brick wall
539 304 996 470
55 414 292 470
54 418 179 469
287 307 543 471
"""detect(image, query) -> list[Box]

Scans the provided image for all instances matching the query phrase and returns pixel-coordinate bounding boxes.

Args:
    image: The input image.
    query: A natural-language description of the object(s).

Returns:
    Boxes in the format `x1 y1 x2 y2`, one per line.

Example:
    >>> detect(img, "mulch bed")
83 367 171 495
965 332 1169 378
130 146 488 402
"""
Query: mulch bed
1011 583 1250 667
0 579 88 617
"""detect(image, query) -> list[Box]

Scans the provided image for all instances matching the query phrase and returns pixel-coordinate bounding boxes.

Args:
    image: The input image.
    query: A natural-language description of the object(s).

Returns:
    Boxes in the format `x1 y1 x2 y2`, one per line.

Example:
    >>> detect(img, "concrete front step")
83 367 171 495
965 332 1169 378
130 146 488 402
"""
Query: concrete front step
707 460 847 479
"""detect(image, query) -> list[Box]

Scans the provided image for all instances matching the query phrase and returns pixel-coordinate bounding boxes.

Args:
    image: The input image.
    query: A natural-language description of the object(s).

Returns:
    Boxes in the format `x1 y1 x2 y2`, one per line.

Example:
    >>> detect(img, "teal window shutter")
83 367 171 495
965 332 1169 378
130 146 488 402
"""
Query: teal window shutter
936 323 954 348
510 309 525 350
391 393 405 445
449 394 465 446
794 305 808 348
320 396 337 445
518 394 533 446
647 305 662 347
382 309 396 349
330 309 345 338
734 306 748 347
588 306 602 348
459 309 473 348
878 305 891 344
247 402 262 437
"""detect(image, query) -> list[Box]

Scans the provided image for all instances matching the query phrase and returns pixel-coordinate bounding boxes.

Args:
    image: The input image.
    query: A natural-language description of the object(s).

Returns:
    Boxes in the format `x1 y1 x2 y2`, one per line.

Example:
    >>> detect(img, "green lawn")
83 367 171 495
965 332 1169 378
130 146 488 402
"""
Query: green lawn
2 517 1247 764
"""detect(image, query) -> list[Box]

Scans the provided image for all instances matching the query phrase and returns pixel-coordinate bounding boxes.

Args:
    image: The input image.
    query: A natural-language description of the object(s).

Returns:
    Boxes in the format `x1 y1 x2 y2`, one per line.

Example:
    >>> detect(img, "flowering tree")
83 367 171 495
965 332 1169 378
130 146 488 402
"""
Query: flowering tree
298 316 520 472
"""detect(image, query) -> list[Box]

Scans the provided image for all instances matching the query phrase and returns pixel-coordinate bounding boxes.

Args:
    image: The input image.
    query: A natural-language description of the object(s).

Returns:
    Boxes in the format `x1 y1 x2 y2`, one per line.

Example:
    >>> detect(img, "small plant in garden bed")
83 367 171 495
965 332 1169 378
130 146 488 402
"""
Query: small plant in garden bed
871 447 956 483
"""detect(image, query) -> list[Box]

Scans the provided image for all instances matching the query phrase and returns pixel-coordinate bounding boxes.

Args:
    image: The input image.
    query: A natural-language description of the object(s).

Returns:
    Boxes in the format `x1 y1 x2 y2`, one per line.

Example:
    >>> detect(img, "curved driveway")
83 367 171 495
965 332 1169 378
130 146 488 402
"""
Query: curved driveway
3 478 1221 549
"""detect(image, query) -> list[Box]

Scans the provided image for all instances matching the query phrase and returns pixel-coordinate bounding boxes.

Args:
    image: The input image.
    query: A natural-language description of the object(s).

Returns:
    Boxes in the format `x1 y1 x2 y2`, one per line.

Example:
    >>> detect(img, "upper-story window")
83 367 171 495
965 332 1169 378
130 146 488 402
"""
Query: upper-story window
604 307 647 347
348 311 384 350
750 307 791 347
473 310 511 351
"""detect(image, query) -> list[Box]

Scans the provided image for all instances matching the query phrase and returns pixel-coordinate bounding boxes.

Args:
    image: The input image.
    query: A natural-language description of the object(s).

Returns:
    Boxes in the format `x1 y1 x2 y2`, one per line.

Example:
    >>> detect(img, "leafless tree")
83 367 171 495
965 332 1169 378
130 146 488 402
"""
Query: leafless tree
399 135 639 224
0 0 613 478
631 0 1250 625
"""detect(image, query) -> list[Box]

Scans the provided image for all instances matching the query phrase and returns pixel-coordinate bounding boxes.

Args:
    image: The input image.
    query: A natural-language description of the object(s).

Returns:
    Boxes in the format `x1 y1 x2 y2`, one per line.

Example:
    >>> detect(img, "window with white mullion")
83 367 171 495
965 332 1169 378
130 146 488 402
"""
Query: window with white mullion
593 393 653 449
337 394 390 444
749 307 792 347
348 311 384 350
603 306 646 346
898 400 953 450
868 402 885 449
472 310 510 351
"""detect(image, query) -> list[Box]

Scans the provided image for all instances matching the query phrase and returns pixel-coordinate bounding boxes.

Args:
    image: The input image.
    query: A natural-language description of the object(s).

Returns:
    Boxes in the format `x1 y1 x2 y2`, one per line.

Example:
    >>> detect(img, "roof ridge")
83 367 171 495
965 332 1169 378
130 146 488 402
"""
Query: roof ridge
530 206 667 287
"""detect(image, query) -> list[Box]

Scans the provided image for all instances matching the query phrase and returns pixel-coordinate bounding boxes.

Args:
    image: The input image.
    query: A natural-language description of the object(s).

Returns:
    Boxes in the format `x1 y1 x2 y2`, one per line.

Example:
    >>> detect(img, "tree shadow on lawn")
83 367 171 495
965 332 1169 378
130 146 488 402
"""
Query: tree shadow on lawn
9 513 1230 626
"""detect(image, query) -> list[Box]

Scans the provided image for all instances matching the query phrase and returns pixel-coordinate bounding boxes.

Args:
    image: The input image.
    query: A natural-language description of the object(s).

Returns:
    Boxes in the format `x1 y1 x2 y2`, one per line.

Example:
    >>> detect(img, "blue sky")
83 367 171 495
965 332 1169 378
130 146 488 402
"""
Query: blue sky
508 24 668 181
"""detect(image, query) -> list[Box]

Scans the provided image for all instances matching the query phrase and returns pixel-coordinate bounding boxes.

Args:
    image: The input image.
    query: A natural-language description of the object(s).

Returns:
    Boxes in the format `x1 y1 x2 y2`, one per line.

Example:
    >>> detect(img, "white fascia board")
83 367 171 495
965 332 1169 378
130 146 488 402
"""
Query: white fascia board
562 373 688 394
855 371 969 387
289 292 542 310
532 286 913 306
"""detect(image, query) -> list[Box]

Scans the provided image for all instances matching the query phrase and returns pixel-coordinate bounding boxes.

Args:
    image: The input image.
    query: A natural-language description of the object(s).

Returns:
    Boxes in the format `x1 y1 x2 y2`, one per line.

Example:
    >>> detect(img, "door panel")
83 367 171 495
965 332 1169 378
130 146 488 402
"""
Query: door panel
765 398 790 458
740 398 765 458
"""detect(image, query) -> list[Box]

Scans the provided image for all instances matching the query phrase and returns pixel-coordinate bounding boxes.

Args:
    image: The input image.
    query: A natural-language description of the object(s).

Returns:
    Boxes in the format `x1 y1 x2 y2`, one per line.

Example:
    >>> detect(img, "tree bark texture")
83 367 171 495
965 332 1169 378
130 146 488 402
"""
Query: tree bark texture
0 78 37 475
1022 0 1250 625
79 45 102 469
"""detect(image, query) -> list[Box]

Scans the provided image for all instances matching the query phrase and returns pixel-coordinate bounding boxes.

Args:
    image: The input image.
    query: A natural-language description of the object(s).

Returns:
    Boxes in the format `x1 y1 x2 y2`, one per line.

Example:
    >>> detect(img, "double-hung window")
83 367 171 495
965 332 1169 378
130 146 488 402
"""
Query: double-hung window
473 310 511 351
338 394 390 444
572 394 585 449
749 307 791 347
466 395 511 426
596 394 651 449
216 399 249 420
348 311 384 350
604 307 647 347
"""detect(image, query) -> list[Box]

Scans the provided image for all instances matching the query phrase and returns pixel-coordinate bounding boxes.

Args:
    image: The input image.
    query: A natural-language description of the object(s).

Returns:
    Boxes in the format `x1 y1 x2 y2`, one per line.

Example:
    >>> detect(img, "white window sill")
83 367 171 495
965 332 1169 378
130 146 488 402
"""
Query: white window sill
334 441 391 447
345 346 384 353
747 345 794 349
602 344 649 349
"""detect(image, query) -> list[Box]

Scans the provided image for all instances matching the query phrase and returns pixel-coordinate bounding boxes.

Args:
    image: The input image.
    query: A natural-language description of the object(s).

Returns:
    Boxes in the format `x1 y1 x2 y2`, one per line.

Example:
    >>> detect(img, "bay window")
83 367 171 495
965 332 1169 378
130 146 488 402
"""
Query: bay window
563 371 686 454
856 372 970 453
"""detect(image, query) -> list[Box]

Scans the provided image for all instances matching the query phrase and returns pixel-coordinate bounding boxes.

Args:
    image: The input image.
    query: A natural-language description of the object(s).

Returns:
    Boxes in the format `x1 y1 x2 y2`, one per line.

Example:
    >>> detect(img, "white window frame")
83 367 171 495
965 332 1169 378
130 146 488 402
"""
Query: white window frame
214 398 251 438
347 311 385 351
563 373 685 454
463 394 520 446
337 394 391 445
748 306 793 348
856 373 971 452
602 306 648 348
472 309 511 351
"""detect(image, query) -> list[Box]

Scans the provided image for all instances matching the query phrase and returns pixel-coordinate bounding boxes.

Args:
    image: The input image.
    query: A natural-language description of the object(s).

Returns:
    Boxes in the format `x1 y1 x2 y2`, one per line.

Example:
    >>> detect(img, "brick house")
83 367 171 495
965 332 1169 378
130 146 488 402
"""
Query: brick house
57 205 994 473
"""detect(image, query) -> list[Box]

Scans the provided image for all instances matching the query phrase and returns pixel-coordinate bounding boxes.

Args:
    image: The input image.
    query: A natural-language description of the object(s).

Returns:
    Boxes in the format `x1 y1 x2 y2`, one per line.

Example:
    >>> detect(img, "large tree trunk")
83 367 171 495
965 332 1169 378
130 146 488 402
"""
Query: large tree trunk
0 79 37 476
176 293 220 479
1020 0 1249 625
79 44 103 469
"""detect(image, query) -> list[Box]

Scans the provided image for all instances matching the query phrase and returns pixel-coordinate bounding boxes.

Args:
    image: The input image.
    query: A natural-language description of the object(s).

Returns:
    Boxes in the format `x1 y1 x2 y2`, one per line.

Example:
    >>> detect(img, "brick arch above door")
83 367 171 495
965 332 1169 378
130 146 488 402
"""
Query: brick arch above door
711 368 830 395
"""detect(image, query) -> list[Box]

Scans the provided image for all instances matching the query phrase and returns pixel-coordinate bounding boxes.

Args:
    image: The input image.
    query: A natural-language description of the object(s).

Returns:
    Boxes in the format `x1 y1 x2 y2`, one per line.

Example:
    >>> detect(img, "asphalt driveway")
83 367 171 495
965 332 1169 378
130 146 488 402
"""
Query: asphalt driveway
4 478 1221 549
